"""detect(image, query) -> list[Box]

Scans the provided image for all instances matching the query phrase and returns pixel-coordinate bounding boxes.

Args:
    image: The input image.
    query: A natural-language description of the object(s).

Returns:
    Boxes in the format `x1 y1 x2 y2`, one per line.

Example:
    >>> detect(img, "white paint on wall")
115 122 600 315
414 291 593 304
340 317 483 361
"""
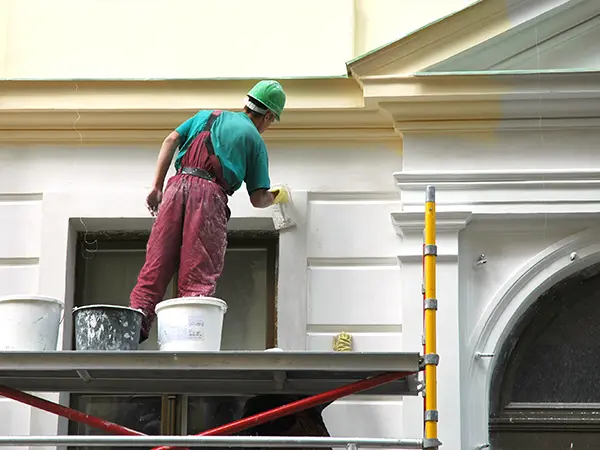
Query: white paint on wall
307 264 402 325
323 395 404 440
398 126 600 449
0 398 31 450
0 199 42 259
402 129 600 171
5 117 600 449
307 199 402 258
0 263 39 296
0 138 404 442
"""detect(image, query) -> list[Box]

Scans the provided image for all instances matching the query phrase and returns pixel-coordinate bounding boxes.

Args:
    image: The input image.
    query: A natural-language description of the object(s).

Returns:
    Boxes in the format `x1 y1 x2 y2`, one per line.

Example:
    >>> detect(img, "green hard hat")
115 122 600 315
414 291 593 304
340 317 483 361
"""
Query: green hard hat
247 80 286 121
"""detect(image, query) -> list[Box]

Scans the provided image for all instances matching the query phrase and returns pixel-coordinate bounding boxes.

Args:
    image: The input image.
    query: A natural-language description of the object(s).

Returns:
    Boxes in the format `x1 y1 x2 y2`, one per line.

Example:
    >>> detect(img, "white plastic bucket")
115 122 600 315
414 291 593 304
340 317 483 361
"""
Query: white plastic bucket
155 297 228 351
0 295 64 351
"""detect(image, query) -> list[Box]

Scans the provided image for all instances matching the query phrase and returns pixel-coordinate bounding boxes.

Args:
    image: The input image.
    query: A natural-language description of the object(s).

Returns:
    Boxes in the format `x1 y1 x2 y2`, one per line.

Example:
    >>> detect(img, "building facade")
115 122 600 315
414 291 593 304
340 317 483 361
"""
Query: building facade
2 0 600 449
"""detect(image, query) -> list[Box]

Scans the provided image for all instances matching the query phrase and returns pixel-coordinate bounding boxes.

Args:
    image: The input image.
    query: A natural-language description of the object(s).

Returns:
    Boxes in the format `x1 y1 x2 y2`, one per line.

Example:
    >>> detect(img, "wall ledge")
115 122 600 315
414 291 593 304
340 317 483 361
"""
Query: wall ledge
391 211 472 237
394 169 600 213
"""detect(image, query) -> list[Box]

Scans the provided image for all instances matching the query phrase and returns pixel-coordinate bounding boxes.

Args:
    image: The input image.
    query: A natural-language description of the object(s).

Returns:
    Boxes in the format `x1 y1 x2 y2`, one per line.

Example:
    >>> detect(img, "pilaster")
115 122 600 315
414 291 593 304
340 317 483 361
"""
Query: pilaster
392 210 471 450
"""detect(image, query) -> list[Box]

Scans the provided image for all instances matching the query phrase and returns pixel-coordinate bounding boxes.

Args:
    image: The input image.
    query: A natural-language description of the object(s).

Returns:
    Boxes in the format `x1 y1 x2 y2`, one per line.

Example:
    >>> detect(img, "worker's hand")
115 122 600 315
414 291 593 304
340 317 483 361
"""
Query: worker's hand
269 186 289 204
146 188 163 217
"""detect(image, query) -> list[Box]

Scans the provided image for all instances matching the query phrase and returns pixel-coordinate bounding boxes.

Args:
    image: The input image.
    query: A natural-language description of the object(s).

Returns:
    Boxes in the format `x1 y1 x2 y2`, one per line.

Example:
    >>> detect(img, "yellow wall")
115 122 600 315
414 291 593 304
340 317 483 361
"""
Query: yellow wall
0 0 475 80
354 0 479 56
2 0 354 79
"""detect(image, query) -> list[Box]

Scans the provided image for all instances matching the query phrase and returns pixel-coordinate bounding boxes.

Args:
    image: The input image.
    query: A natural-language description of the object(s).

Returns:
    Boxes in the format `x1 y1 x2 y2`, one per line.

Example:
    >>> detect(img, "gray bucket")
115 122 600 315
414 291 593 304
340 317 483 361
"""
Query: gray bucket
73 305 144 351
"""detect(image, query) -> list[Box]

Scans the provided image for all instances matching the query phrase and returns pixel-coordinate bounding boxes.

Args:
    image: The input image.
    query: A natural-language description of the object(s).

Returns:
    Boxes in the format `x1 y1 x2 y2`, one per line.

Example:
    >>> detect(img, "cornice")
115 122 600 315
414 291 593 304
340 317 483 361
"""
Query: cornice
0 78 365 110
0 79 402 143
0 121 398 145
4 71 600 141
358 71 600 130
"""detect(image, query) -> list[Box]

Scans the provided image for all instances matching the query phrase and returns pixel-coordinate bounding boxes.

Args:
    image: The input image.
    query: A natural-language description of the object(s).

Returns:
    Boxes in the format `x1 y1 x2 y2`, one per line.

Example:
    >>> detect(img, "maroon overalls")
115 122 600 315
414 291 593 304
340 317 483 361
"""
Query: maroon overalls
130 111 232 341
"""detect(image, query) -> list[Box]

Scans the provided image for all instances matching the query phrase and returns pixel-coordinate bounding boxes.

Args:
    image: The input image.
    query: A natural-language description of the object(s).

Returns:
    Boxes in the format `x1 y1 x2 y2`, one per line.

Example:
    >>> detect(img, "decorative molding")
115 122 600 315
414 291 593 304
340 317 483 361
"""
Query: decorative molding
365 71 600 126
394 117 600 132
0 193 43 202
308 192 401 202
4 71 600 143
391 211 473 237
0 78 403 144
307 257 400 267
0 78 365 110
394 169 600 213
460 211 600 231
0 109 389 132
0 127 400 145
392 211 472 263
394 168 600 188
0 257 39 266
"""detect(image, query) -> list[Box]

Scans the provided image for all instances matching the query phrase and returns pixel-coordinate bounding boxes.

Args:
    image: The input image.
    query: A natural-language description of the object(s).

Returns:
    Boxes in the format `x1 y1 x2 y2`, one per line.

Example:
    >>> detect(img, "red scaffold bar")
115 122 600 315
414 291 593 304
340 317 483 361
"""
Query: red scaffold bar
153 370 415 450
0 370 415 450
0 386 144 436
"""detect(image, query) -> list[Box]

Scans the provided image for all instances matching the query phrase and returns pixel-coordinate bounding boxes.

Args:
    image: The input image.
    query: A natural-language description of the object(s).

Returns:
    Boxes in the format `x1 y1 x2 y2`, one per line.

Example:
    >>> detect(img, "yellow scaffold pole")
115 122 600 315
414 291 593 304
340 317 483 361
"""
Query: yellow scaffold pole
423 185 440 449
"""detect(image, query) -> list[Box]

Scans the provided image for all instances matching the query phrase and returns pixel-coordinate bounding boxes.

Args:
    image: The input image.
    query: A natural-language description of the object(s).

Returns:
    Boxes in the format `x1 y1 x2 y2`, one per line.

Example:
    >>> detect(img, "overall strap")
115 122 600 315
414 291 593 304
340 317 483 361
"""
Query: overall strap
203 110 222 156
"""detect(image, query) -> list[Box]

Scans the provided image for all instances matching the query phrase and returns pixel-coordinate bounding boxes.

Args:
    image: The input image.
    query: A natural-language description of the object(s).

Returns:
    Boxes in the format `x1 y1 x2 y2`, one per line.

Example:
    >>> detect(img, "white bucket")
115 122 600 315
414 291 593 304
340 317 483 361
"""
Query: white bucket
155 297 228 351
0 295 64 351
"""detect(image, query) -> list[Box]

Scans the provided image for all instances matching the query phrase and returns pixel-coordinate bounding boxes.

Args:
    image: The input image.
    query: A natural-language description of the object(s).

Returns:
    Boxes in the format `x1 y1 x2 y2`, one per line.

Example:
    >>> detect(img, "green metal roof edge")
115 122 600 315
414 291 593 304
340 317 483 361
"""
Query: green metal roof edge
345 0 483 67
414 68 600 76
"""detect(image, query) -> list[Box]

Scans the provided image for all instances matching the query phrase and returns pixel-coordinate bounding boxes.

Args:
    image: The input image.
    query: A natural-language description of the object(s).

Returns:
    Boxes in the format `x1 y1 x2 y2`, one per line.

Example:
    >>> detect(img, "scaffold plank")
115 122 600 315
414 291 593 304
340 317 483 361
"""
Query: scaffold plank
0 351 420 396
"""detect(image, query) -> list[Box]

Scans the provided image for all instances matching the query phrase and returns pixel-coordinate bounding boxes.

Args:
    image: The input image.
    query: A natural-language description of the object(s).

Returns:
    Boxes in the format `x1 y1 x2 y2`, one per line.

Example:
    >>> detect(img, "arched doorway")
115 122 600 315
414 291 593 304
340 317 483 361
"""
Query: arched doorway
489 261 600 449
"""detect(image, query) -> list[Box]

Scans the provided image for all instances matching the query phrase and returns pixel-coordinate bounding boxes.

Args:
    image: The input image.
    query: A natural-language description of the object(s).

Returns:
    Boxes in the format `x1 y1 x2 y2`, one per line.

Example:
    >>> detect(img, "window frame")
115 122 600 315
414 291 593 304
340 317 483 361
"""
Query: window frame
70 229 279 438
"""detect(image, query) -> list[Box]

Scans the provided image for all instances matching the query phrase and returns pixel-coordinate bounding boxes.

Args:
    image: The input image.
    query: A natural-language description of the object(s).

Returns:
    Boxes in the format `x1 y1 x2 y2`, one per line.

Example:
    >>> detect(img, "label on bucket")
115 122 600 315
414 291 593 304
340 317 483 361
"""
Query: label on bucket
187 315 205 340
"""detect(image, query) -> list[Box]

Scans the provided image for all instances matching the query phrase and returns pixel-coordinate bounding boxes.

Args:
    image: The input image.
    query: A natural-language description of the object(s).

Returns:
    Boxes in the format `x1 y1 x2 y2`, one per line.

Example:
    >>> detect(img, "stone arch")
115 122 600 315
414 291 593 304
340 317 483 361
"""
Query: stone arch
463 226 600 449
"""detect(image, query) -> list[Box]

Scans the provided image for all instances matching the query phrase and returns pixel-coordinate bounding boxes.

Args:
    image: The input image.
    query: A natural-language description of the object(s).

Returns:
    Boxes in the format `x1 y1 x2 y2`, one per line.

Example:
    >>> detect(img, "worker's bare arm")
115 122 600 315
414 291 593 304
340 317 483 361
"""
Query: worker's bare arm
152 131 181 190
145 131 181 216
249 189 276 208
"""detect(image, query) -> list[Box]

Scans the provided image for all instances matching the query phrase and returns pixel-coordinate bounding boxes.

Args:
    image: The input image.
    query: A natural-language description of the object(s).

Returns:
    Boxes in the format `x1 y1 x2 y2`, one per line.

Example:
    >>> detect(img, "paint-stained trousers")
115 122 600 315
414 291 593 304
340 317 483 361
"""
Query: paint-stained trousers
130 175 229 340
130 111 231 341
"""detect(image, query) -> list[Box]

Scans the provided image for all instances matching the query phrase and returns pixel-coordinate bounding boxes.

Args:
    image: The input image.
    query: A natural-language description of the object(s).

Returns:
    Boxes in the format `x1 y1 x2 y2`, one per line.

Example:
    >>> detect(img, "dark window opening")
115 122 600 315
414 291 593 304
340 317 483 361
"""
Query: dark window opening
68 229 278 447
489 261 600 449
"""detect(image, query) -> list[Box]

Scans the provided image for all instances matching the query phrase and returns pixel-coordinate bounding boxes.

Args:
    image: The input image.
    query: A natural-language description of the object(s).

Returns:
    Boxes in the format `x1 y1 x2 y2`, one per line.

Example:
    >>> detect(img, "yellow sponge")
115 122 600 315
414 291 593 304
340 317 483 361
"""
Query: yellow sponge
333 332 353 352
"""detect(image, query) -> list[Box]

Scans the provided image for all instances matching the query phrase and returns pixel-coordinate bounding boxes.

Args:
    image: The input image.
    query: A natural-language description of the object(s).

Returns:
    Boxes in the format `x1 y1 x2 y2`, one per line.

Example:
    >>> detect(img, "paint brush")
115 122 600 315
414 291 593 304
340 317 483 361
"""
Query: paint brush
271 185 296 231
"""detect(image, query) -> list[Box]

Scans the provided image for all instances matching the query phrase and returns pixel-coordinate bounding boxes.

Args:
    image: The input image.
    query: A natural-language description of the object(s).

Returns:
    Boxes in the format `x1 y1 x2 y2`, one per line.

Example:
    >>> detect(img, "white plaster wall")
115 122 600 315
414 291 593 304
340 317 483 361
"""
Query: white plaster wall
399 127 600 450
0 138 405 441
402 129 600 171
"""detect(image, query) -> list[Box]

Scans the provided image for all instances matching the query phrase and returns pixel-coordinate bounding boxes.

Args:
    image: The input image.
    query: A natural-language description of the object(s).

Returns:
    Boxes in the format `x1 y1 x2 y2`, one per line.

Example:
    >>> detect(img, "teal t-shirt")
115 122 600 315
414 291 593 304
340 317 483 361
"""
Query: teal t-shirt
174 110 271 194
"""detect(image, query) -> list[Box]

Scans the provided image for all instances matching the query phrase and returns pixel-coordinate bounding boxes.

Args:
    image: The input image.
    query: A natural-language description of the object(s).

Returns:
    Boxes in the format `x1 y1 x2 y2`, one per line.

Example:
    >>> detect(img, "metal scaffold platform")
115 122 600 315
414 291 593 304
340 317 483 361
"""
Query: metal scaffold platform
0 350 421 395
0 185 441 450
